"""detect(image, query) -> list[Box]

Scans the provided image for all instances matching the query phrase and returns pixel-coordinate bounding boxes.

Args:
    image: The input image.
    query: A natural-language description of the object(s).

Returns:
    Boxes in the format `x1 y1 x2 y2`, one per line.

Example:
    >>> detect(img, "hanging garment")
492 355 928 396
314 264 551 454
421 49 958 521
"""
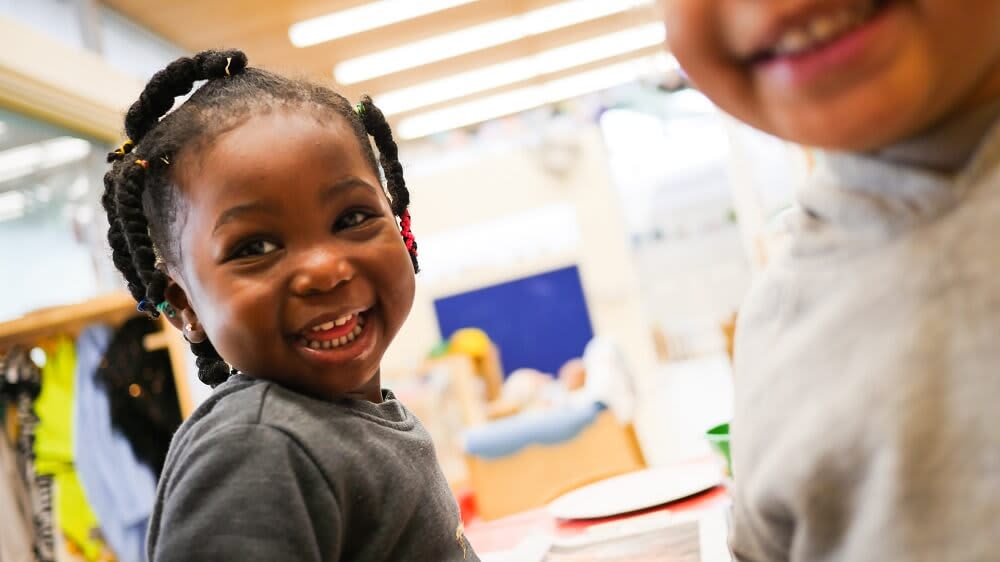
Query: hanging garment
96 317 181 476
0 391 34 562
4 346 56 562
33 337 106 561
75 325 157 562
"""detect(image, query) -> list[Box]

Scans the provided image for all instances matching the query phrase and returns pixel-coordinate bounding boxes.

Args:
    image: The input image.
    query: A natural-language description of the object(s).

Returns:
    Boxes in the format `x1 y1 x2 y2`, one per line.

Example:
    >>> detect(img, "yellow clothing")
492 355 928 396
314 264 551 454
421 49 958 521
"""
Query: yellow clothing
33 337 106 561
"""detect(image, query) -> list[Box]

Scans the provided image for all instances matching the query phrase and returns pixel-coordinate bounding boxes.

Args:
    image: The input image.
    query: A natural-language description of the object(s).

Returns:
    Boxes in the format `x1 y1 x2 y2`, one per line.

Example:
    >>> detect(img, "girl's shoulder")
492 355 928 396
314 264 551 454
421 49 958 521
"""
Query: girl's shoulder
162 374 273 466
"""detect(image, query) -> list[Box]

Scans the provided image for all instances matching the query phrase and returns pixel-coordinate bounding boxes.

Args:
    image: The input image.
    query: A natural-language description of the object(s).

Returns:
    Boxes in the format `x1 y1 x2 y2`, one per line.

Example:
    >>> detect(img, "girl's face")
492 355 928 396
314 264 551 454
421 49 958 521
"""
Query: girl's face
662 0 1000 150
165 110 415 402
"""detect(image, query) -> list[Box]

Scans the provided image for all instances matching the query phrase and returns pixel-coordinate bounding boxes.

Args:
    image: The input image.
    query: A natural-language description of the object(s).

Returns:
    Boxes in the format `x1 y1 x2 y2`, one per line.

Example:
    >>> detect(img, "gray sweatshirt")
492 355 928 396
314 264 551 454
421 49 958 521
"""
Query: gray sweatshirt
147 374 478 562
729 102 1000 562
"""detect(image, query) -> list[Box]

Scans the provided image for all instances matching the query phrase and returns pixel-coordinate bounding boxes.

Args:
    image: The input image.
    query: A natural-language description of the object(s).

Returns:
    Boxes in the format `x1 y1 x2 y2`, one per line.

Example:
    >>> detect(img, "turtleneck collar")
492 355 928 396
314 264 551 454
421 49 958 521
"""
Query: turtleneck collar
790 99 1000 246
871 99 1000 174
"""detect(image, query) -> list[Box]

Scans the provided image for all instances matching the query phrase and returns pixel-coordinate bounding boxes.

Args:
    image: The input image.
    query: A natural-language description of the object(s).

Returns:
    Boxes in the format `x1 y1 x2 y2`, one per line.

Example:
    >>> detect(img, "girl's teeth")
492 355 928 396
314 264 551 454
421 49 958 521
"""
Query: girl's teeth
302 321 365 350
776 29 811 54
309 313 361 333
809 16 838 42
772 1 877 56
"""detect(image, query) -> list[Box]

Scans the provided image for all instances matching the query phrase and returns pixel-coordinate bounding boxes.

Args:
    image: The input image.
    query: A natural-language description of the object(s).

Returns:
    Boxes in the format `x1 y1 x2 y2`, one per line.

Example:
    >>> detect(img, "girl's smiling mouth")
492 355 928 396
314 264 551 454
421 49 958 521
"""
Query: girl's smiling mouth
294 308 377 363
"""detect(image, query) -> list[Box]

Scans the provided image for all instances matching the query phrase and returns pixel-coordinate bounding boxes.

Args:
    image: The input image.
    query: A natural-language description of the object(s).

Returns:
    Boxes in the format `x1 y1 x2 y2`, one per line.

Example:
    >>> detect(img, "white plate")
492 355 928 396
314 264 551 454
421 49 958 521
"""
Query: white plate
547 462 721 520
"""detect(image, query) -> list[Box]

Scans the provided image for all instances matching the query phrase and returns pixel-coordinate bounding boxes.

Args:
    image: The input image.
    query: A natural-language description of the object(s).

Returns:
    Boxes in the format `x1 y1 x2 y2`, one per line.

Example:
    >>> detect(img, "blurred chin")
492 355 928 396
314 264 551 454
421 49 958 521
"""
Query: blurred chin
765 99 923 151
718 74 934 151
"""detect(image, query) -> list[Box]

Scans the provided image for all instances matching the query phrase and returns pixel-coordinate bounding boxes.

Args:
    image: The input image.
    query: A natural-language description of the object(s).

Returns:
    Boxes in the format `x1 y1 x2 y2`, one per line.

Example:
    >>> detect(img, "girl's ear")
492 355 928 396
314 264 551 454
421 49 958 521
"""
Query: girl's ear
164 277 207 343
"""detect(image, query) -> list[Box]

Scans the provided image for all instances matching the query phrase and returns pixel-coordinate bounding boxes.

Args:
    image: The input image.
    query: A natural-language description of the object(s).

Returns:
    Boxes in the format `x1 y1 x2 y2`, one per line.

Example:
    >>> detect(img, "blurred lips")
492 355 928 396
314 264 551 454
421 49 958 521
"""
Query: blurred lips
743 0 891 63
748 0 899 88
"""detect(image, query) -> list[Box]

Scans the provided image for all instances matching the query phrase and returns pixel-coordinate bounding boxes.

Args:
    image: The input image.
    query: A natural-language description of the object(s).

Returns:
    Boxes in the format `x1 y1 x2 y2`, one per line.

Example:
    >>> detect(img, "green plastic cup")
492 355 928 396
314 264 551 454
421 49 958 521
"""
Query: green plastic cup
705 422 732 478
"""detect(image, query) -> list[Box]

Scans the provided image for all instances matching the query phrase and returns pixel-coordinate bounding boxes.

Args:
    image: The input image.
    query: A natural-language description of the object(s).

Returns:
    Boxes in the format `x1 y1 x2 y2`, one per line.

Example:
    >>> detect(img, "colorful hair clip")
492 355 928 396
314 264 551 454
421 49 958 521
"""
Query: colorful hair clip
156 301 176 318
355 103 366 119
113 139 134 157
135 159 149 169
400 210 417 256
137 298 157 317
225 56 232 77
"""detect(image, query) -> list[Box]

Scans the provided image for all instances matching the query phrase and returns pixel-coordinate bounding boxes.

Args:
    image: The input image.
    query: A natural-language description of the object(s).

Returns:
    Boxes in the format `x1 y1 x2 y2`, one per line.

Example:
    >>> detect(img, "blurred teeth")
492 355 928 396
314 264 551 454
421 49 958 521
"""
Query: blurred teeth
773 0 876 56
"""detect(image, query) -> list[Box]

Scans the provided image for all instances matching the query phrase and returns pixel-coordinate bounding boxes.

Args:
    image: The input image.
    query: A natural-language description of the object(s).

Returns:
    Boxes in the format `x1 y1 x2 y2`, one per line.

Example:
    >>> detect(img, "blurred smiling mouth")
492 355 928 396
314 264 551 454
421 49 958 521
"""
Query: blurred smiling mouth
748 0 893 64
298 311 368 350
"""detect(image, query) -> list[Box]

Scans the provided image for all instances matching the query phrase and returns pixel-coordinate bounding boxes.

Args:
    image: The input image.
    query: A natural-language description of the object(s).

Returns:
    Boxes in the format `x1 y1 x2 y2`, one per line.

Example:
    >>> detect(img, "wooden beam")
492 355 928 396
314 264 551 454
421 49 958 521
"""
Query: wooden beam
0 292 137 350
0 16 140 143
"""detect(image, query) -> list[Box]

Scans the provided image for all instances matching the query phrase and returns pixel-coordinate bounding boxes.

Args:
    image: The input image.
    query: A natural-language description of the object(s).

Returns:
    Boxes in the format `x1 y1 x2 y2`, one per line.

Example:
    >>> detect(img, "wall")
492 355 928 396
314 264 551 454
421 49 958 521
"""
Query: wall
385 126 673 463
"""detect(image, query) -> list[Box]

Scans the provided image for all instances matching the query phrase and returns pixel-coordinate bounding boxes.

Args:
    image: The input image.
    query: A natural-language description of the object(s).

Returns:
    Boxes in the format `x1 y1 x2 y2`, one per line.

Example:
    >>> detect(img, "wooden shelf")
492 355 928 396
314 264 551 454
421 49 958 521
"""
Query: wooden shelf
0 292 139 350
0 292 197 419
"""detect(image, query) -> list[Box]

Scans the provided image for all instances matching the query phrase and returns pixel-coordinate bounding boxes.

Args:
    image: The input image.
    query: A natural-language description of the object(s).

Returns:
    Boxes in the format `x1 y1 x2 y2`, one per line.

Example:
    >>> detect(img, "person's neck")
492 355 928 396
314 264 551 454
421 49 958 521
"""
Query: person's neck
872 96 1000 174
352 369 384 404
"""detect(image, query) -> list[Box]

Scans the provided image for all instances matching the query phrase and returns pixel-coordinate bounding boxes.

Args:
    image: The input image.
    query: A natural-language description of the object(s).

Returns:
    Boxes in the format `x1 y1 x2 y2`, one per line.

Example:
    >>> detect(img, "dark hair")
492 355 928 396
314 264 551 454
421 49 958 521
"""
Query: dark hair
103 49 418 387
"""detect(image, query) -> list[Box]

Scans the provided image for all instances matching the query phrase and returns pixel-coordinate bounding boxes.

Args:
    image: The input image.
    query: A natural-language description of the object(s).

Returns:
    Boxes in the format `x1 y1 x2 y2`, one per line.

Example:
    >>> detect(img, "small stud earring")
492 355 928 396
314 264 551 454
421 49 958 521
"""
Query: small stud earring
184 323 194 332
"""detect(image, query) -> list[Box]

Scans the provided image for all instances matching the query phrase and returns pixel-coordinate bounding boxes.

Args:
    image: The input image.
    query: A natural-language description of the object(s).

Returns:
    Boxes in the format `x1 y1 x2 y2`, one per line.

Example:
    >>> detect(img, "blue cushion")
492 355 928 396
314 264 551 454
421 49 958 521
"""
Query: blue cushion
464 401 605 460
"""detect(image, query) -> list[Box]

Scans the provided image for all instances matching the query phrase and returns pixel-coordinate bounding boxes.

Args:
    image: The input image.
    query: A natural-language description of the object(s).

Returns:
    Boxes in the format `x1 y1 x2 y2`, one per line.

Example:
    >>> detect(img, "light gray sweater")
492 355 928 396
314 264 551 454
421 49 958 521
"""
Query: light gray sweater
729 103 1000 562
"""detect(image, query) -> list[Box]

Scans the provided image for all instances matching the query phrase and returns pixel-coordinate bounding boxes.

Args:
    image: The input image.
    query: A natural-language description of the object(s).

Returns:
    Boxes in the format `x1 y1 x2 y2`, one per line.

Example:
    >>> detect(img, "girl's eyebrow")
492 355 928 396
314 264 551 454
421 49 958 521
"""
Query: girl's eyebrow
213 177 378 234
213 201 279 234
319 176 378 204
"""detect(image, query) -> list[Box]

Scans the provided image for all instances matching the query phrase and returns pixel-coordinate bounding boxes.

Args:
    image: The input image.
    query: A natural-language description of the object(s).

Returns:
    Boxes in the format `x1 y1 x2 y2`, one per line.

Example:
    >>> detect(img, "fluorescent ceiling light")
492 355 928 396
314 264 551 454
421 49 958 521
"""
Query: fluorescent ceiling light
0 137 91 184
289 0 478 48
0 191 26 221
375 23 665 116
68 174 90 199
335 0 653 84
397 53 677 140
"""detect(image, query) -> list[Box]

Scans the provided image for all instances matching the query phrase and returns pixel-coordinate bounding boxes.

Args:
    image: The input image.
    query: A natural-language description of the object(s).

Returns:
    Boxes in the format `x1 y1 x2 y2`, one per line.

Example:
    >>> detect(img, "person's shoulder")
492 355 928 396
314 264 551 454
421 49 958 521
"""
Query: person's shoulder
167 375 272 458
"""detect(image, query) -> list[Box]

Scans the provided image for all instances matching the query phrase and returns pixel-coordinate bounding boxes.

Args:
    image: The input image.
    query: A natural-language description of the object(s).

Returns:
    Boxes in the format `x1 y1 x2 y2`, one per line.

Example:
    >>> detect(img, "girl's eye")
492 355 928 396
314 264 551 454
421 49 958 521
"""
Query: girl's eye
337 210 372 229
231 239 280 259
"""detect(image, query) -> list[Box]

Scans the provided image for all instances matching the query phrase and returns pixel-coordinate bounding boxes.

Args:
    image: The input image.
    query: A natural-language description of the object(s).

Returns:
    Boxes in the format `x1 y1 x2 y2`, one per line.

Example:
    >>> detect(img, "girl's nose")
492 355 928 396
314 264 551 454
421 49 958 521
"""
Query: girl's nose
289 247 355 296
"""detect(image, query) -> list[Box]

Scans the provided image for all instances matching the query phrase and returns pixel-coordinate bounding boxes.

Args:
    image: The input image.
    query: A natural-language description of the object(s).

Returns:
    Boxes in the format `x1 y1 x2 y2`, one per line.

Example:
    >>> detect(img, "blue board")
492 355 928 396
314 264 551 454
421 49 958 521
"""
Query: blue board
434 266 594 377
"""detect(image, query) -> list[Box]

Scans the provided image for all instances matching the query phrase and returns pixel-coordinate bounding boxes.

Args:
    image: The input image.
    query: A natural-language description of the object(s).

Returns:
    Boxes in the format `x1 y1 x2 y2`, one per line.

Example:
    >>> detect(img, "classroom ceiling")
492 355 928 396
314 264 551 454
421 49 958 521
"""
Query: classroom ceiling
99 0 664 138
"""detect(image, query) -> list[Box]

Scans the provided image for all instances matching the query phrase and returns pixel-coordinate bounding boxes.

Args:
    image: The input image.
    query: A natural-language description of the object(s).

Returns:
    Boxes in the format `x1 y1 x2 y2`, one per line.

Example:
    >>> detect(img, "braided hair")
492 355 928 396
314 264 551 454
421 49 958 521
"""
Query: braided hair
103 49 418 387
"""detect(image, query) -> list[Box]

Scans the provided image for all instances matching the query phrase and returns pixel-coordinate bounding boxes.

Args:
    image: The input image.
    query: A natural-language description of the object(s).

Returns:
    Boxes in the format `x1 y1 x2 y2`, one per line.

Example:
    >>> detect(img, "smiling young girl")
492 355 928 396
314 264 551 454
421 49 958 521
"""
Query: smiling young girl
103 49 477 562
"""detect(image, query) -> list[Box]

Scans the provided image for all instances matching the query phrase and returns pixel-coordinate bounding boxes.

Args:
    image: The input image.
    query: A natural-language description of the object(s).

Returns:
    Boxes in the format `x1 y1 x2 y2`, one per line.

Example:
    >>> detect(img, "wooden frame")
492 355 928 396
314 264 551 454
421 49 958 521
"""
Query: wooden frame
0 16 141 143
